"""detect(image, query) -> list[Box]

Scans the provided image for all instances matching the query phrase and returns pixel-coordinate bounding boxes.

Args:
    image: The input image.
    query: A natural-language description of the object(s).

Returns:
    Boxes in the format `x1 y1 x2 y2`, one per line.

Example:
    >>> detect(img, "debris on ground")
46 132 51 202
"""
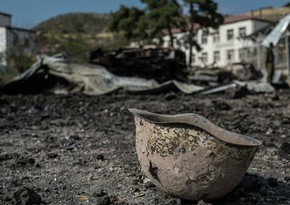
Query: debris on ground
1 54 286 97
0 90 289 204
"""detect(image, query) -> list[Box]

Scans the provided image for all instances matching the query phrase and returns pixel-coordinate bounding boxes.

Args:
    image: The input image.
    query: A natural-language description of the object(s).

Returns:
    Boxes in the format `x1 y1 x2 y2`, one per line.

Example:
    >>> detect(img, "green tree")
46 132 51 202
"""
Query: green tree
109 5 147 43
182 0 224 66
141 0 185 47
284 2 290 7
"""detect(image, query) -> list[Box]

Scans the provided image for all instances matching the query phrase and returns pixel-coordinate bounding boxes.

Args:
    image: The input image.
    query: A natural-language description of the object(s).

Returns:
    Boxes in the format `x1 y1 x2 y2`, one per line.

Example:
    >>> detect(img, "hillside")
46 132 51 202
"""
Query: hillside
34 12 110 34
33 12 129 63
246 6 290 22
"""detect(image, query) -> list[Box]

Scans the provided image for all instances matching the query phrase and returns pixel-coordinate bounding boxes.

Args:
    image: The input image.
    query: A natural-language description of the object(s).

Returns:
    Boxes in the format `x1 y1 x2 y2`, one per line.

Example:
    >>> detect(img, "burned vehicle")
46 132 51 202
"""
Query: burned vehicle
89 47 188 82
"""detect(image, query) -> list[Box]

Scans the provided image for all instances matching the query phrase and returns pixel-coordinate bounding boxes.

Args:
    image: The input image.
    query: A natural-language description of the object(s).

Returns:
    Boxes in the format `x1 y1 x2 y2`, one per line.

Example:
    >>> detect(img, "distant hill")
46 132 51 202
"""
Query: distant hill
246 6 290 22
34 12 110 34
33 12 127 63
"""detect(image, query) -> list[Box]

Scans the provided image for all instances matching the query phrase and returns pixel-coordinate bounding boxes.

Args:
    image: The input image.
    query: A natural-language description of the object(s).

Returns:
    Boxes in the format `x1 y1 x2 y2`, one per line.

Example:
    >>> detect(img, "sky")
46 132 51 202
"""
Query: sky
1 0 290 29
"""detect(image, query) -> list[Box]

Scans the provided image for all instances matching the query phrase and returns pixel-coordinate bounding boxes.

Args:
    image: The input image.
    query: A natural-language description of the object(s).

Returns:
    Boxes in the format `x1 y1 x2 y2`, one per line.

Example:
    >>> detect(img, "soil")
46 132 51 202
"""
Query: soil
0 90 289 205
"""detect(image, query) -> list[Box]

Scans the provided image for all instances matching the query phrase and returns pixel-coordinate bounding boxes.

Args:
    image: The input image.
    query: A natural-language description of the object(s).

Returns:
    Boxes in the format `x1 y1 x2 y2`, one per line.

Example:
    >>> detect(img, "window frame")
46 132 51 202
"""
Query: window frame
227 29 234 41
213 51 220 63
201 52 208 63
227 49 235 62
213 32 220 43
239 27 246 38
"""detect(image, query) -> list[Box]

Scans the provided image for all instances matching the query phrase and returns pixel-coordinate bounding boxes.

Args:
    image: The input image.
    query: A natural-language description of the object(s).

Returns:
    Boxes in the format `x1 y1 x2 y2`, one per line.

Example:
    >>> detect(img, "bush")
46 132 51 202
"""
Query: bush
8 52 36 73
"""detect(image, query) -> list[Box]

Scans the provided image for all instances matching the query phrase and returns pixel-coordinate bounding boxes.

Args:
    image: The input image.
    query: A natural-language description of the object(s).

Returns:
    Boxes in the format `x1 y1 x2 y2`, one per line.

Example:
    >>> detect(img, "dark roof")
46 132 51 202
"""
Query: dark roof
6 26 35 33
0 11 11 17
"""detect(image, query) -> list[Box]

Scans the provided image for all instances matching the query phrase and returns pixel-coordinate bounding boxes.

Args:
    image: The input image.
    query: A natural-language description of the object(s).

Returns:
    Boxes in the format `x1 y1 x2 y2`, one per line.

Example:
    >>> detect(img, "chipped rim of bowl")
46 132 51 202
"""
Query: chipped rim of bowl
129 108 262 147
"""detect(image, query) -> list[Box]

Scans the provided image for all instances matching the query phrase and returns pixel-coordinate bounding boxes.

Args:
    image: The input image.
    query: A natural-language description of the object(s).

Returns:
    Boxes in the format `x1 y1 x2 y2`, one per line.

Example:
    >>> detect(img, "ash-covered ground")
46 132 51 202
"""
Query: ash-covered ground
0 90 289 205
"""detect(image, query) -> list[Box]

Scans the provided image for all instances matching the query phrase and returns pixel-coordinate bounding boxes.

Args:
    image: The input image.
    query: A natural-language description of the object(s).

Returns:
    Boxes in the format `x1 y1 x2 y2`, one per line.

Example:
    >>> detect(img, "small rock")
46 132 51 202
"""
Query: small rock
96 154 105 161
284 176 290 183
47 153 58 159
0 153 13 161
133 190 145 198
70 135 81 140
16 156 35 166
132 178 140 185
142 177 155 188
266 128 273 135
144 180 155 188
76 194 88 202
113 194 125 203
93 188 107 197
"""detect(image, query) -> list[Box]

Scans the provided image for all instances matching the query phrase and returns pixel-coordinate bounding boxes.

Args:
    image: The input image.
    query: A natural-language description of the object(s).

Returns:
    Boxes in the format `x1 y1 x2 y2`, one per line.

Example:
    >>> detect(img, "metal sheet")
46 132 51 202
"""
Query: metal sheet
262 14 290 47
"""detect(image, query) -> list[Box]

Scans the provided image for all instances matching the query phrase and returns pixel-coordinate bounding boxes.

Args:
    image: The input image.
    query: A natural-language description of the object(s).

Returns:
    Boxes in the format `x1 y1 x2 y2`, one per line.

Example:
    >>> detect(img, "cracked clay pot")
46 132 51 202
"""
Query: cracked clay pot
129 108 261 201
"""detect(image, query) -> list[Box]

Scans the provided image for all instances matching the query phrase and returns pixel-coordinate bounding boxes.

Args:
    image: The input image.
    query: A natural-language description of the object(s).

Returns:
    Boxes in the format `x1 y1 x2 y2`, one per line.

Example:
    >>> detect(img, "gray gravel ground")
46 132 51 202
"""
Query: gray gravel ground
0 90 289 204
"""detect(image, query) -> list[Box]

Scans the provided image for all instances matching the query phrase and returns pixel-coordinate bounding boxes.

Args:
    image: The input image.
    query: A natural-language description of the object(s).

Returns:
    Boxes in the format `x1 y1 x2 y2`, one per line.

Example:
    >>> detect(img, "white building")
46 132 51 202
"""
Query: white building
163 14 272 69
0 11 35 66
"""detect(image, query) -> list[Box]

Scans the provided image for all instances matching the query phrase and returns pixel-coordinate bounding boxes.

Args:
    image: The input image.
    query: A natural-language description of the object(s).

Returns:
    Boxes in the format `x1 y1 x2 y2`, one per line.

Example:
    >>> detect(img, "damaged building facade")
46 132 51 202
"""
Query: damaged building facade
163 15 271 68
249 14 290 77
0 11 35 66
163 13 290 77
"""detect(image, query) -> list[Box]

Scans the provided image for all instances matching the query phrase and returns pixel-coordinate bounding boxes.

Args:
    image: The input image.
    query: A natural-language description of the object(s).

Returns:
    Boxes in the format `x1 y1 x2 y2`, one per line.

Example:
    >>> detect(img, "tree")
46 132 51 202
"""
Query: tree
141 0 185 47
109 5 147 43
182 0 224 66
284 2 290 7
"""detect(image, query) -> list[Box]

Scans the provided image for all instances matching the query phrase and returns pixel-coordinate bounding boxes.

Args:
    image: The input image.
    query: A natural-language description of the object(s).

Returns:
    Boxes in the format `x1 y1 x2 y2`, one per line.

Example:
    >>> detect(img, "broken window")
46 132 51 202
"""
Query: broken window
227 29 234 41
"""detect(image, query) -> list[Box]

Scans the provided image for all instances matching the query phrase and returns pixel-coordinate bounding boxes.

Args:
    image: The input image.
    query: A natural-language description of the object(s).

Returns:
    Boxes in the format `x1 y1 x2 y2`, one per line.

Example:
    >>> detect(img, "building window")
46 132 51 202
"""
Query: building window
201 32 208 44
239 48 248 61
227 50 235 62
201 52 208 63
213 32 220 43
213 51 220 63
239 27 246 38
227 29 234 41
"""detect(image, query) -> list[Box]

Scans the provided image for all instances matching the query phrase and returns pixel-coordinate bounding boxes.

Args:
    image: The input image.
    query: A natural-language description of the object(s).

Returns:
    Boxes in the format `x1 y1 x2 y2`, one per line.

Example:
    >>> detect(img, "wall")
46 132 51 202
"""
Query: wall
162 18 271 69
0 11 36 66
0 27 7 65
0 13 11 27
7 28 36 54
